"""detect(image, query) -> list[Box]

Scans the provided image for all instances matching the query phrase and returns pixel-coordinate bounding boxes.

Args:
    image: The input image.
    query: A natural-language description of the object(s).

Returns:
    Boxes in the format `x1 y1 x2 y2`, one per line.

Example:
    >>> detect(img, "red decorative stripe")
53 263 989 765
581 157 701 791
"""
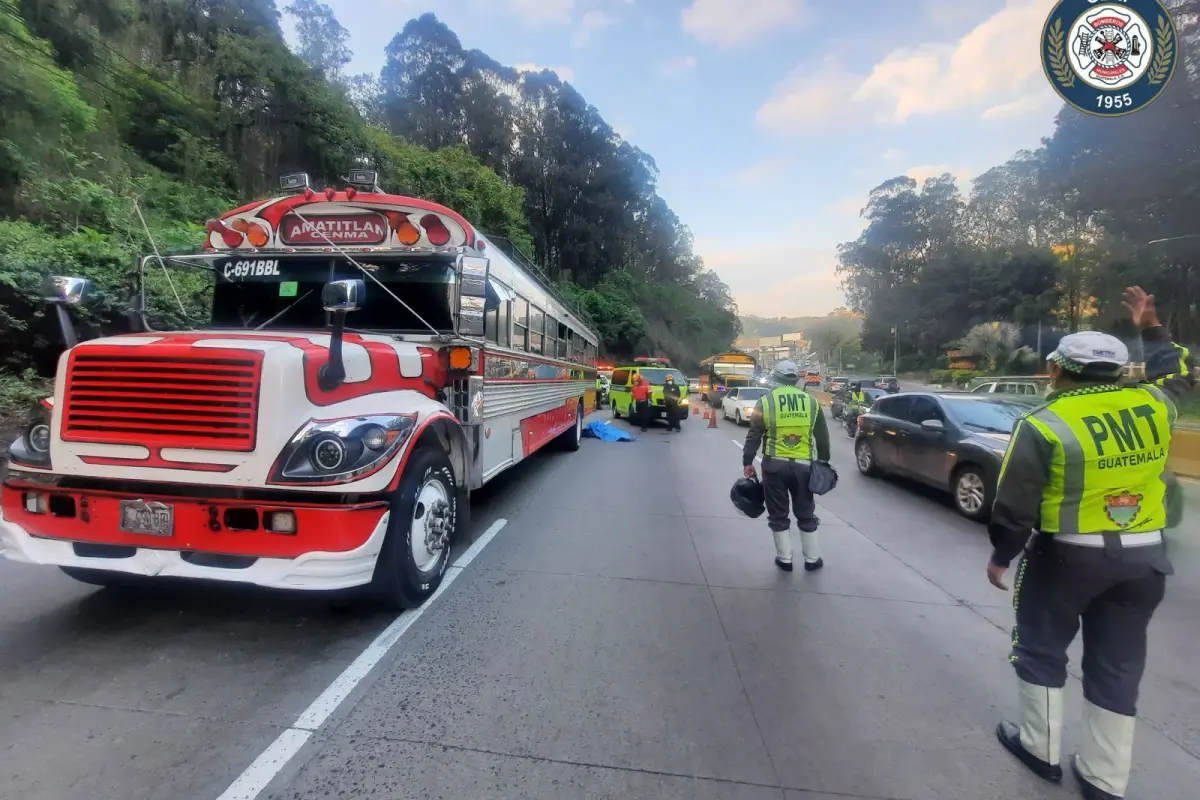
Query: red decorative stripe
234 193 476 245
384 412 459 492
519 397 580 457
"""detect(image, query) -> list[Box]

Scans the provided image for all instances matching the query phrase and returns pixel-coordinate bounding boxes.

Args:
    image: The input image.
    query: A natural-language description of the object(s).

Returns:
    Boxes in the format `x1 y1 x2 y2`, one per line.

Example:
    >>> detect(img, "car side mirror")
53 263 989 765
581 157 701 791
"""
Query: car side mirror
42 275 93 349
920 419 945 431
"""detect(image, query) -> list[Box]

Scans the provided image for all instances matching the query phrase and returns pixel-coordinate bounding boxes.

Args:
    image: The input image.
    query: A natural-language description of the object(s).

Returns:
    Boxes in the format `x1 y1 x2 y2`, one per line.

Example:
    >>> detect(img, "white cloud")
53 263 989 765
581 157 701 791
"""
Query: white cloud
515 62 576 82
661 55 697 77
881 148 903 164
572 10 614 47
682 0 806 49
852 0 1051 123
510 0 574 25
736 156 792 186
756 58 866 134
981 89 1060 120
757 0 1056 134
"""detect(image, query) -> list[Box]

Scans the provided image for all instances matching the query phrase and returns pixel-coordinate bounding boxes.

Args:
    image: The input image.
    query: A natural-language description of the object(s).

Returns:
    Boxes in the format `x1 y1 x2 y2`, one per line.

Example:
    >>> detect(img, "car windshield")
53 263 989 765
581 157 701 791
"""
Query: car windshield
639 368 686 385
942 397 1037 434
737 388 768 401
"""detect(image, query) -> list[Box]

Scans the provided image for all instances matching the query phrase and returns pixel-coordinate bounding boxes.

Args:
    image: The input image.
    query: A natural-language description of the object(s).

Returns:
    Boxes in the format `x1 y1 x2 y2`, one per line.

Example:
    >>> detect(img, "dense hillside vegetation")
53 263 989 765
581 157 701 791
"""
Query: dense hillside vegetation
0 1 738 422
836 0 1200 373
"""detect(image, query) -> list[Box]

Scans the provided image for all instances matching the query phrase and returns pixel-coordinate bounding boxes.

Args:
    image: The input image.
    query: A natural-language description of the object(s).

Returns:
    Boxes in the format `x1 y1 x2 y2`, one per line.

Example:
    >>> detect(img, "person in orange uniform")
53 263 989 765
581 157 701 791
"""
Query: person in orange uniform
630 374 651 432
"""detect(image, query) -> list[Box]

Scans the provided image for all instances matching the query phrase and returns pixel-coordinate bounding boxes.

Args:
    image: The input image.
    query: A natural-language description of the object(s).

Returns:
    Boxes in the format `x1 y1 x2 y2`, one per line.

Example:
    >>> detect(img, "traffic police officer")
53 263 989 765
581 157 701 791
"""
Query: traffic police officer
742 360 831 572
988 287 1196 800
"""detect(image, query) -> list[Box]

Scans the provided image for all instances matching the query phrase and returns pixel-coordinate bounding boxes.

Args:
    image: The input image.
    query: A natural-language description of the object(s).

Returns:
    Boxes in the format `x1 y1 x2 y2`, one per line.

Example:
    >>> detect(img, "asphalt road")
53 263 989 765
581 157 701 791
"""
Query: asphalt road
0 403 1198 799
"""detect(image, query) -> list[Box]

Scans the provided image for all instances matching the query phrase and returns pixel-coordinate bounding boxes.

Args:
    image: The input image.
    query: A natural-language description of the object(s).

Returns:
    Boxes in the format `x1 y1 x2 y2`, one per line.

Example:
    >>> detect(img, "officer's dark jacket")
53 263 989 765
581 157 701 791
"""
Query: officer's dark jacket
988 326 1196 567
663 383 681 401
743 385 831 466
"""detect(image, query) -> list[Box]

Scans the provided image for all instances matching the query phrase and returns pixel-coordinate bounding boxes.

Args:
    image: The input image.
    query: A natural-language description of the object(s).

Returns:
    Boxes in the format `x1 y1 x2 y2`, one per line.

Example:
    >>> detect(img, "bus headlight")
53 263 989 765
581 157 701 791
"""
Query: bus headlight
268 414 417 485
7 418 52 468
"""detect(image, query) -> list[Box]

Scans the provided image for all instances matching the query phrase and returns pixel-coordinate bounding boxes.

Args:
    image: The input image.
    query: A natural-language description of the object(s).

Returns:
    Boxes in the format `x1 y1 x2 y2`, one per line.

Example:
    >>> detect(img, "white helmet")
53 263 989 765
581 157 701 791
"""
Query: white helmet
772 360 800 382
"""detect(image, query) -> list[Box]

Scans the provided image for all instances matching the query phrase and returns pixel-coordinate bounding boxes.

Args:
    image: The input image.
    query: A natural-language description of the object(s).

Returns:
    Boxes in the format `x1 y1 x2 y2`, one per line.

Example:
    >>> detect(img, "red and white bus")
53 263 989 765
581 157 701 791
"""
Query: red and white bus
0 171 598 609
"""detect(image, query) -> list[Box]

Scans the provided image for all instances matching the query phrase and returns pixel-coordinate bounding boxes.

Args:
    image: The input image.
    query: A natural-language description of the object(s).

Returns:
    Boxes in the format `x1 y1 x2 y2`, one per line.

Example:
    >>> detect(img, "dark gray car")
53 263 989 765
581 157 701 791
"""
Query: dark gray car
852 392 1038 521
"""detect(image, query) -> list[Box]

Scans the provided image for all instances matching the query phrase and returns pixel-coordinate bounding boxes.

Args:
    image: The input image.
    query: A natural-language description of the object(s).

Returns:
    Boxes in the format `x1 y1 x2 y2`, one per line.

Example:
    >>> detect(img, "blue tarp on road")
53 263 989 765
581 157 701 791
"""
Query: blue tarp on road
583 420 636 442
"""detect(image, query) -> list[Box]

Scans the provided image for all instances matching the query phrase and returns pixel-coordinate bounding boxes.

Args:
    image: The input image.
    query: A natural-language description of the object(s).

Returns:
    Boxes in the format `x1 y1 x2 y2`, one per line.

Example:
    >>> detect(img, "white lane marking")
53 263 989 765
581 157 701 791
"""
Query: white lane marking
216 517 509 800
732 439 761 464
216 730 312 800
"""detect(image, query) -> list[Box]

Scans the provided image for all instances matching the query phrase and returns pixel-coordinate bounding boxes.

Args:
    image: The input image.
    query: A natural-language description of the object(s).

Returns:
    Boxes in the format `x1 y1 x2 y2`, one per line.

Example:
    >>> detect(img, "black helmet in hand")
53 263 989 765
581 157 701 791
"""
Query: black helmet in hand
730 476 766 518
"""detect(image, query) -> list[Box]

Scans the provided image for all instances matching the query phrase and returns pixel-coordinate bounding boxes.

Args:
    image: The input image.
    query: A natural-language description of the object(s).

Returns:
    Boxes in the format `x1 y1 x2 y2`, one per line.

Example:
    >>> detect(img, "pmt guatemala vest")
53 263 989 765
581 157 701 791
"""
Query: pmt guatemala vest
1018 384 1174 534
762 386 817 459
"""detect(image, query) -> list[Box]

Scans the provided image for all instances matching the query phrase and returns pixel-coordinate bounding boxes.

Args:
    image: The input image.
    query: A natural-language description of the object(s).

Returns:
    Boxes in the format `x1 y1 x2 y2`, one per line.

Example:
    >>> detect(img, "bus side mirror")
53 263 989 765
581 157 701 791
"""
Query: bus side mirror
319 279 364 390
457 255 488 337
42 275 92 349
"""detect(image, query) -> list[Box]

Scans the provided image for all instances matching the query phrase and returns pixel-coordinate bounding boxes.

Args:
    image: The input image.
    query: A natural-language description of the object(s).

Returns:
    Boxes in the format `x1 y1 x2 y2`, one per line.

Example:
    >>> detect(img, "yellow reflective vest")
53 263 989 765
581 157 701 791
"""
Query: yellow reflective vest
1000 384 1174 534
760 385 818 459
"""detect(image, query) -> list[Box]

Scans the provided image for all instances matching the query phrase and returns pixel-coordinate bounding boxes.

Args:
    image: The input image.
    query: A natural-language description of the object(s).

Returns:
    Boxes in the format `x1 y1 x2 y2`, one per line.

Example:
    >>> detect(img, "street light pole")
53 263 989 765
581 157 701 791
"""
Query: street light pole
892 326 898 375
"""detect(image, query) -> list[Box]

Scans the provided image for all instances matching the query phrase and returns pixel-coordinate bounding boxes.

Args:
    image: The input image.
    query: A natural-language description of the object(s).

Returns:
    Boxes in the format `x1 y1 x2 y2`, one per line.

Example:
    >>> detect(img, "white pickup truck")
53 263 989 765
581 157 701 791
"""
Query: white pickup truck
969 379 1046 397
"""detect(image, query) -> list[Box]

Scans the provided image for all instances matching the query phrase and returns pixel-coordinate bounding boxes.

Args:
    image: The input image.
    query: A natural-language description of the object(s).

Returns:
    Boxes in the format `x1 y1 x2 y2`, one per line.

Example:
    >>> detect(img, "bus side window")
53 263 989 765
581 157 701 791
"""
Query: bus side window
513 297 529 352
558 323 570 360
529 305 544 355
545 314 558 359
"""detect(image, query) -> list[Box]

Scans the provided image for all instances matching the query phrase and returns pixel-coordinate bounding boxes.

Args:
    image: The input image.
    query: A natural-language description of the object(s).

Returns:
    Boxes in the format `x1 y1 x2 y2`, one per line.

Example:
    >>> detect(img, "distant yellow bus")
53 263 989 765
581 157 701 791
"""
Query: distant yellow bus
699 352 757 406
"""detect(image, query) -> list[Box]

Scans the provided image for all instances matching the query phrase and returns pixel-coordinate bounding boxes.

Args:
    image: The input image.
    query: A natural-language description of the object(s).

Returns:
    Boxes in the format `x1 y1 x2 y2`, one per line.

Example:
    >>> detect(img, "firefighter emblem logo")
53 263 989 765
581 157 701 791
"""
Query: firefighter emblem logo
1104 492 1143 528
1042 0 1177 117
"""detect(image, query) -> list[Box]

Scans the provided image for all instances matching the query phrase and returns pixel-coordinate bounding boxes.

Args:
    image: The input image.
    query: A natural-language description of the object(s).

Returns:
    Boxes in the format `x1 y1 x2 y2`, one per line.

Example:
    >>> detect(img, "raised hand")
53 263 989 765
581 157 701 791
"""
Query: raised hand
1123 286 1160 329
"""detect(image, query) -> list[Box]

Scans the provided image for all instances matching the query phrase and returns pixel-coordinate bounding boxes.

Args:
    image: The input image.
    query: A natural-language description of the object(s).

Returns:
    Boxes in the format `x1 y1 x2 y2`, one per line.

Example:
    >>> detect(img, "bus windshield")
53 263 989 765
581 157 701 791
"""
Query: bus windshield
639 368 686 385
140 254 457 333
714 362 756 377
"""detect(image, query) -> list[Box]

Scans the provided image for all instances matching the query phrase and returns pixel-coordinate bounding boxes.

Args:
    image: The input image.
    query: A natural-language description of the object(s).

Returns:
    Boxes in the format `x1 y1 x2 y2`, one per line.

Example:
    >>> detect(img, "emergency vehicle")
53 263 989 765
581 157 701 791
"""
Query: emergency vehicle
608 358 689 424
0 171 598 609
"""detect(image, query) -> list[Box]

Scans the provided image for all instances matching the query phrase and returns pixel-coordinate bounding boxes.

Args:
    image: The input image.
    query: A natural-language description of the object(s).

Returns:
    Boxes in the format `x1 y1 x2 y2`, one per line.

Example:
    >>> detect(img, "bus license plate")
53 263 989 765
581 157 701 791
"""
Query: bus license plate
118 500 175 536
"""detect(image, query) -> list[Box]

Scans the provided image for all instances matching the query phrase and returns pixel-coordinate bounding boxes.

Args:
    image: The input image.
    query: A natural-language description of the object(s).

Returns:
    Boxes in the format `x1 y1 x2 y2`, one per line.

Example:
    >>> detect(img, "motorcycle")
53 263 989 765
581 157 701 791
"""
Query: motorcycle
843 405 861 438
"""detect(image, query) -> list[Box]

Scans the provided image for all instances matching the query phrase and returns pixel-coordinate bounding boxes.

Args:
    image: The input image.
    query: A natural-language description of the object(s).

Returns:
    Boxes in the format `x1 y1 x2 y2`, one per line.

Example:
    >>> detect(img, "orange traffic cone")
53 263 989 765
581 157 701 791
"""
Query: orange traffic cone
708 406 718 428
693 403 701 415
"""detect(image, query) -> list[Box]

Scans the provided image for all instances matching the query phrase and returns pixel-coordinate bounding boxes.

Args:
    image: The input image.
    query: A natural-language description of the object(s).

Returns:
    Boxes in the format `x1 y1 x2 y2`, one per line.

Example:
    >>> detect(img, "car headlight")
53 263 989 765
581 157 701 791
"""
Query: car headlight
7 417 52 468
268 414 417 485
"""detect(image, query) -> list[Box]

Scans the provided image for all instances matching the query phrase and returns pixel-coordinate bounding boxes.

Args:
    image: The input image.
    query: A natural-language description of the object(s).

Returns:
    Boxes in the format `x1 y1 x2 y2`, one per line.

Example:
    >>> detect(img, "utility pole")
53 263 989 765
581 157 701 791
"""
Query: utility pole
892 325 898 375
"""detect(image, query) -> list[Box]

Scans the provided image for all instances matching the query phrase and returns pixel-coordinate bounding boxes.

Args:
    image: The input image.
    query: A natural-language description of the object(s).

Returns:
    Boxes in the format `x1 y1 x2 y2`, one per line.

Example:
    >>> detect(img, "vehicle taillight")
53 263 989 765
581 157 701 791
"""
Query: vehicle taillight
206 219 243 248
421 214 451 246
230 218 270 247
383 212 422 245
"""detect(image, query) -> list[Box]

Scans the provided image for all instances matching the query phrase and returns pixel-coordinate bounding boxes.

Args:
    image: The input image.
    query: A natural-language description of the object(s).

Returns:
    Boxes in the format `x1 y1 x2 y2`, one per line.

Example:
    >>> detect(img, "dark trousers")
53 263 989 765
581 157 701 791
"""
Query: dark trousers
664 399 681 430
761 457 818 533
634 399 650 431
1011 534 1169 715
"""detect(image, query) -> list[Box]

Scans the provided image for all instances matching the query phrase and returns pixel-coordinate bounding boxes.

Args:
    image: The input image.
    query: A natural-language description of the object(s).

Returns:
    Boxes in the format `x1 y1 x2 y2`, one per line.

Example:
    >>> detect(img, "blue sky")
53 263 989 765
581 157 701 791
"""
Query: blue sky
300 0 1063 317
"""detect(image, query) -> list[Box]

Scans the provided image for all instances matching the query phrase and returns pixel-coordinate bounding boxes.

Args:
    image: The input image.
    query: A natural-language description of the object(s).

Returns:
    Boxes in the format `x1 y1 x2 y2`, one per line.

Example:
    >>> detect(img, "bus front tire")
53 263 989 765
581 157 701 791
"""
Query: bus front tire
369 446 456 611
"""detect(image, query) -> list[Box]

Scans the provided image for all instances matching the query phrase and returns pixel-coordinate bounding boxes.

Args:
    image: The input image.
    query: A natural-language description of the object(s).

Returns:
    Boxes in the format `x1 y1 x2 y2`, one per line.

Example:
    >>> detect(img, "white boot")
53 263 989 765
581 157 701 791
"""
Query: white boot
772 529 792 563
799 529 821 564
1076 700 1135 797
1017 679 1063 765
